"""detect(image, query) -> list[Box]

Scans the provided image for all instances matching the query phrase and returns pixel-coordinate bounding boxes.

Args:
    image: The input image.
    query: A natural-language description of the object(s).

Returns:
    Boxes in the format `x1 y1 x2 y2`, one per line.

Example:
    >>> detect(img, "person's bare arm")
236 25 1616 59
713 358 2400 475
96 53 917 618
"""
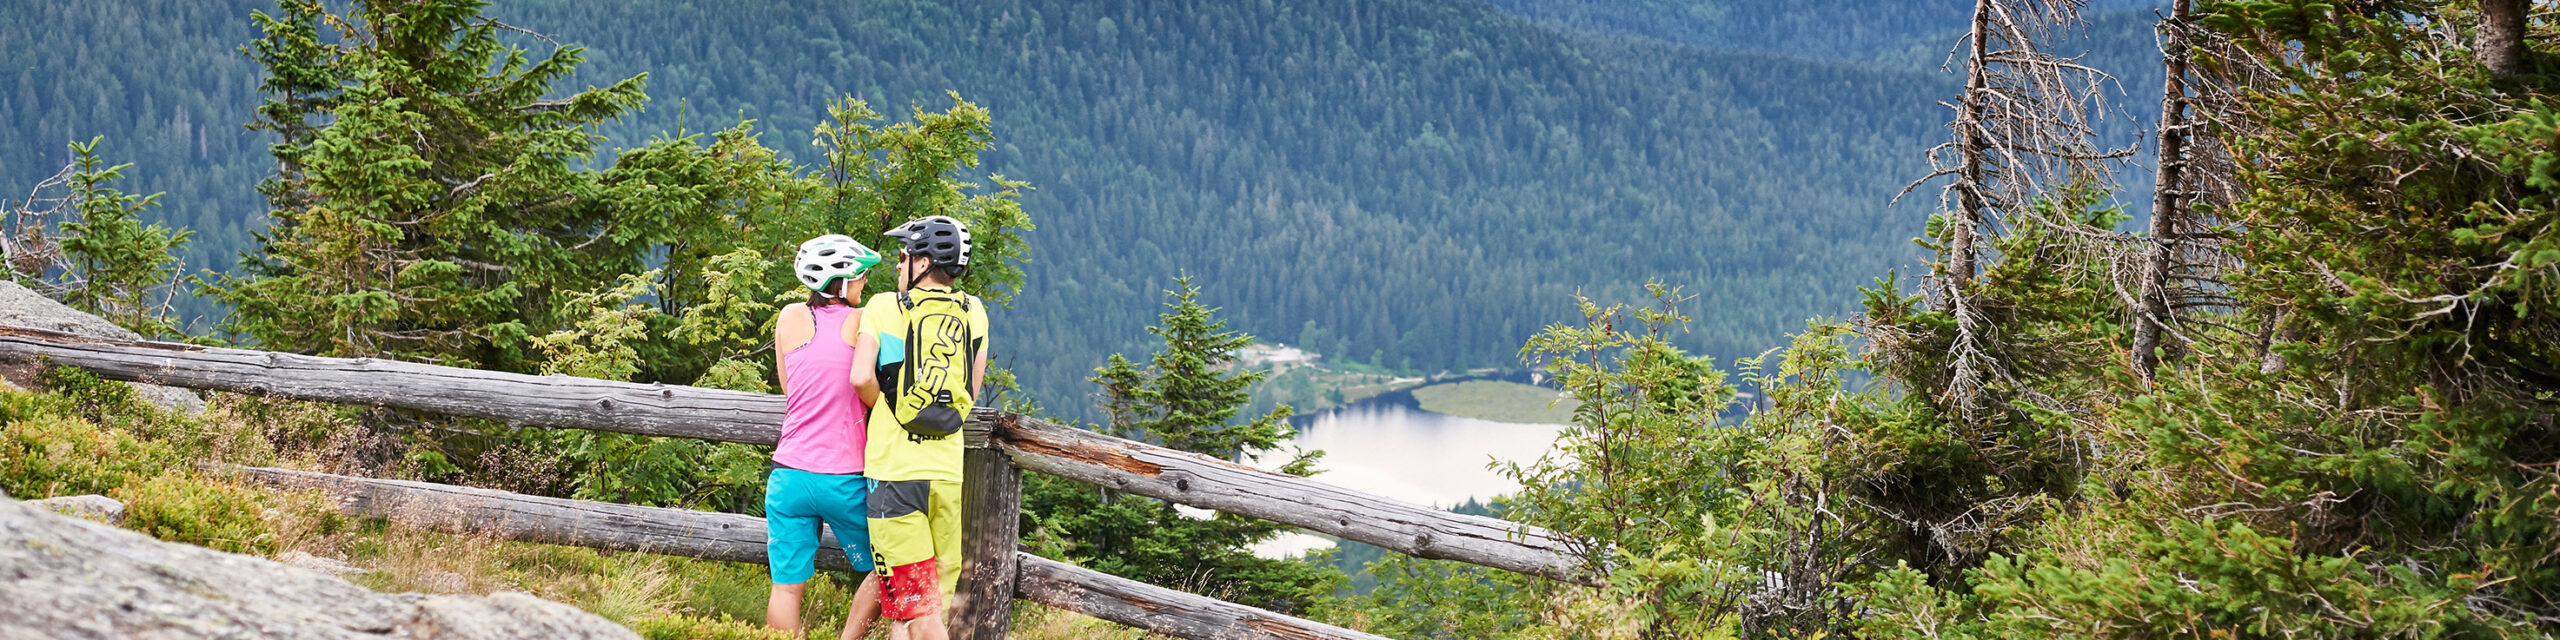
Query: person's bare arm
855 305 875 386
970 304 990 398
774 303 814 390
851 332 881 405
970 346 988 399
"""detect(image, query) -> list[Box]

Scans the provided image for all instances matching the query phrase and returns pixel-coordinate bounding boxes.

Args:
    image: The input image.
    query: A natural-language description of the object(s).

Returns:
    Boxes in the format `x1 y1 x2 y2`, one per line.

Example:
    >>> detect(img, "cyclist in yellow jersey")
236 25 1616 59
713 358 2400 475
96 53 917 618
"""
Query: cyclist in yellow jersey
851 215 987 640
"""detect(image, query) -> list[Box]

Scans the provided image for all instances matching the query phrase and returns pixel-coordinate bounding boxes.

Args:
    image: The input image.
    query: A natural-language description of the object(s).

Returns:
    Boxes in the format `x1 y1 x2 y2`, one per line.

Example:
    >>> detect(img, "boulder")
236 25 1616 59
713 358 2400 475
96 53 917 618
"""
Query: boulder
0 495 641 640
0 280 206 414
277 550 366 578
29 493 122 524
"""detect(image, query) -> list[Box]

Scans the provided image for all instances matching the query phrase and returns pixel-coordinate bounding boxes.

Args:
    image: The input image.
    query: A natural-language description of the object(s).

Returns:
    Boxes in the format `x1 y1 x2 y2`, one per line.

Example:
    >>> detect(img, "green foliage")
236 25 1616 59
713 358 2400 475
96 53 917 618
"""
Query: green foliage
1021 278 1337 614
670 250 779 394
57 137 194 338
113 472 277 555
191 0 1044 512
1850 189 2129 581
1501 282 1735 629
515 269 769 510
209 0 654 367
0 409 173 499
38 361 155 426
811 94 1035 305
533 270 663 382
1093 277 1301 458
1752 3 2560 635
1338 555 1542 639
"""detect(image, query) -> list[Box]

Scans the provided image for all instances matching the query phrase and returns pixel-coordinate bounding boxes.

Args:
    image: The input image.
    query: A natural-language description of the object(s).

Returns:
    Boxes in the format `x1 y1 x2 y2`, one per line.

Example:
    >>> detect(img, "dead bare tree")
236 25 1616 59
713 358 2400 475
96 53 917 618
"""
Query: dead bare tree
2129 0 2195 383
1905 0 2129 414
2 166 82 297
2128 0 2274 382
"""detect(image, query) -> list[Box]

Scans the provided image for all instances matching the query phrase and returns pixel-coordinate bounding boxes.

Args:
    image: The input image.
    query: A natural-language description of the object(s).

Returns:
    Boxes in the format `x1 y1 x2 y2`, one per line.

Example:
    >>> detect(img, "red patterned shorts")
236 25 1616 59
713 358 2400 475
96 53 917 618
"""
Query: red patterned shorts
878 559 941 620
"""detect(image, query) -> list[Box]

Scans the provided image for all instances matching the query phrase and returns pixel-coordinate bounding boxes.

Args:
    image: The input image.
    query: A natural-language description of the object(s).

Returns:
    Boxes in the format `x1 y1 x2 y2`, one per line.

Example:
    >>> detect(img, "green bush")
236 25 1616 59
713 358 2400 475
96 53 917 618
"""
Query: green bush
0 411 172 498
0 385 76 425
38 362 154 426
112 472 276 555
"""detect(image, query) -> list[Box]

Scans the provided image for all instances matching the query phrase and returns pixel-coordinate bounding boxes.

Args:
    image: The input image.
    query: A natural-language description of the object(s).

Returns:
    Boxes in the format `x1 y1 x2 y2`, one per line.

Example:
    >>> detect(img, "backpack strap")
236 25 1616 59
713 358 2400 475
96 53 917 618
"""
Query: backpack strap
892 291 918 425
959 295 979 397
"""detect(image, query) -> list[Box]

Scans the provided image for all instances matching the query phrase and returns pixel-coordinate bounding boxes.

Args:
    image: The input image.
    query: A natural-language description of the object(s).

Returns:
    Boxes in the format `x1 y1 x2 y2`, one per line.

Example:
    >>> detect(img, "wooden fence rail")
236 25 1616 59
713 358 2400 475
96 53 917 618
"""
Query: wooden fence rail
0 325 1588 584
239 466 1388 640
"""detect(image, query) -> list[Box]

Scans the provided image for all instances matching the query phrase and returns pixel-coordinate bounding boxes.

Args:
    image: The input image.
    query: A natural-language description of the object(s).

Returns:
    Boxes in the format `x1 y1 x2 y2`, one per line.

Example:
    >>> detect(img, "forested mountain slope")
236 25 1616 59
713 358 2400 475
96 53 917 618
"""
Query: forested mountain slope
1484 0 2166 61
6 0 2049 414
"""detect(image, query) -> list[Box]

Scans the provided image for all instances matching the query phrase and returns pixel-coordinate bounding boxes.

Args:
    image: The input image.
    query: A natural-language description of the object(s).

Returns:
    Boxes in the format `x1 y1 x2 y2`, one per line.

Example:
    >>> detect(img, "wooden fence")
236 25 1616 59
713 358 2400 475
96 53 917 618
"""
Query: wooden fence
0 325 1591 639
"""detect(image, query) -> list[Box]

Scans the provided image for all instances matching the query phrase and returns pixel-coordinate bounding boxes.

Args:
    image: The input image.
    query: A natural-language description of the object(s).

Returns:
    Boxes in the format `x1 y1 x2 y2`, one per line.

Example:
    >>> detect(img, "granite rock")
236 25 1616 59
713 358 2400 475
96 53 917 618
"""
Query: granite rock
0 280 206 414
0 495 640 640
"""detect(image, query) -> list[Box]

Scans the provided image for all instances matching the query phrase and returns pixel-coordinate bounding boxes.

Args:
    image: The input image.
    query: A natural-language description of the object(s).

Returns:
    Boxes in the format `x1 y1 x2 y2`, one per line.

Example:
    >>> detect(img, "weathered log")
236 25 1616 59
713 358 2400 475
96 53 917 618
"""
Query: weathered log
3 326 1584 583
243 466 1378 640
237 466 861 573
1015 553 1388 640
952 448 1023 639
984 411 1591 584
0 325 787 445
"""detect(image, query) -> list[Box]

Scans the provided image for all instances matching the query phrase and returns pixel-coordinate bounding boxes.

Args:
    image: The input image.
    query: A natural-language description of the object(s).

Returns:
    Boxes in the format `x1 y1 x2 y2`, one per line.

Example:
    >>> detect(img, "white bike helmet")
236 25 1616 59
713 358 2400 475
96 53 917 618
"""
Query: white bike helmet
795 234 881 293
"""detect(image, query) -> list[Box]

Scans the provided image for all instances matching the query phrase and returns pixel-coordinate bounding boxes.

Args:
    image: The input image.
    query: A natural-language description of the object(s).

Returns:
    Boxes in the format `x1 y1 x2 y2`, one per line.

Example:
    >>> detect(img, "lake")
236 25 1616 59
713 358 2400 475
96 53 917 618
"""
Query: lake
1244 386 1567 557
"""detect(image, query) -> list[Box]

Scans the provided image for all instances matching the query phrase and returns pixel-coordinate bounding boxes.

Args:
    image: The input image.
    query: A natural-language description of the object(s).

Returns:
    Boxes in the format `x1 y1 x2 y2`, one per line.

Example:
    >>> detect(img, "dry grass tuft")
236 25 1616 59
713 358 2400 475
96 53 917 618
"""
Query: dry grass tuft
1009 604 1156 640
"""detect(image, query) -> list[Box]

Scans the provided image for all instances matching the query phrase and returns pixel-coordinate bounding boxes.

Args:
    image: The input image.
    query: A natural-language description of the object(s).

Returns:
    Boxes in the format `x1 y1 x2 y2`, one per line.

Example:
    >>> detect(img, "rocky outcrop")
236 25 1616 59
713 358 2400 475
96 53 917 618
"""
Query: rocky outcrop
28 493 122 524
0 280 205 414
0 495 641 640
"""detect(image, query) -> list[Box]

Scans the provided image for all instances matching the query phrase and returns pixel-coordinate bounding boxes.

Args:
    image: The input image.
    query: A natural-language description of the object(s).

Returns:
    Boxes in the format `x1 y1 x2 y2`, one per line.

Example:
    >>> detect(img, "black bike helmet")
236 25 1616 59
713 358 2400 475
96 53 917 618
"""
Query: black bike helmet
885 215 973 279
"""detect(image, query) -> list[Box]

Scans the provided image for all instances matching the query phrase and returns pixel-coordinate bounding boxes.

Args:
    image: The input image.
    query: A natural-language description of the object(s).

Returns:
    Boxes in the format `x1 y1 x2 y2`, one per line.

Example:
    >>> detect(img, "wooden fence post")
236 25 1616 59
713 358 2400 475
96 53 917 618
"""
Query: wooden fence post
953 445 1022 639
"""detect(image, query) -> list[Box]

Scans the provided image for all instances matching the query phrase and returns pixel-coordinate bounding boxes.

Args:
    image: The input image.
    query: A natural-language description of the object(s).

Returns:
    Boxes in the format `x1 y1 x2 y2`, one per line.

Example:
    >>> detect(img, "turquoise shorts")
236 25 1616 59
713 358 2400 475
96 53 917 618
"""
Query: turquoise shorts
764 467 875 583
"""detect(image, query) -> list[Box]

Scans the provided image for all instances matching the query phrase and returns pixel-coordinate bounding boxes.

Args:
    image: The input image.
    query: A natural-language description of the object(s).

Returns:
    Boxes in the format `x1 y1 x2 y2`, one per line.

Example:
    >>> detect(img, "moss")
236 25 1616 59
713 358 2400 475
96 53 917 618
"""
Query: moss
112 472 277 555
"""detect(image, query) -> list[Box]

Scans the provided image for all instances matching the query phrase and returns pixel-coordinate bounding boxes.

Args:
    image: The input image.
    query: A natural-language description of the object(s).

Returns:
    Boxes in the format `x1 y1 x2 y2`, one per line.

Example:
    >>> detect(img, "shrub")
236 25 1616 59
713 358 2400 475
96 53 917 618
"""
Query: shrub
0 411 171 498
38 362 153 426
112 472 276 555
0 385 76 425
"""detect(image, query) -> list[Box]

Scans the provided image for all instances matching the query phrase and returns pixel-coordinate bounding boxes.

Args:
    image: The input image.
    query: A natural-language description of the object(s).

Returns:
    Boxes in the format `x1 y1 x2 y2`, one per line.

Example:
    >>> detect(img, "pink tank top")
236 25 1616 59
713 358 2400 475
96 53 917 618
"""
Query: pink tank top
775 304 866 474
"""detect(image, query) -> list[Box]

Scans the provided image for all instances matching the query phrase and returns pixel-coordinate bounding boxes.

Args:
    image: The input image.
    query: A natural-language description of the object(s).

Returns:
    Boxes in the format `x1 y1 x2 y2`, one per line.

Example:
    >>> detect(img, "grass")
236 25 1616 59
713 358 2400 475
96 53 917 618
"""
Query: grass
1410 380 1579 424
1246 362 1431 416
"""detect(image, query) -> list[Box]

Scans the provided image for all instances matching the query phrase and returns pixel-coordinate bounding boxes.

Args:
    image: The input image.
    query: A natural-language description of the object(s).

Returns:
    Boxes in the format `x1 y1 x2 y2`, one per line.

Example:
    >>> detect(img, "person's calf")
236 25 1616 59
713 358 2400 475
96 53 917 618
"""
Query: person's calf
767 581 811 632
841 573 884 640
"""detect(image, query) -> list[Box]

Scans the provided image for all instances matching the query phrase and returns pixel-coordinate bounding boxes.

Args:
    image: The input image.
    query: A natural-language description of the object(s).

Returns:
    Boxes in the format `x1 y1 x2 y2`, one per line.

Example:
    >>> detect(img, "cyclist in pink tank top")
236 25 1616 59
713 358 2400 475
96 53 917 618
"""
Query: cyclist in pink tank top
764 235 885 639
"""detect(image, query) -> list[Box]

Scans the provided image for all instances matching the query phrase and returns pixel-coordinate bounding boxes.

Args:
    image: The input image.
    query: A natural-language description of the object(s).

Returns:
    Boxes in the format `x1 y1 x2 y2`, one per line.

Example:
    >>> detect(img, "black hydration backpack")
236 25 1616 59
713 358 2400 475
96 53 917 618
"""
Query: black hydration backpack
887 290 978 440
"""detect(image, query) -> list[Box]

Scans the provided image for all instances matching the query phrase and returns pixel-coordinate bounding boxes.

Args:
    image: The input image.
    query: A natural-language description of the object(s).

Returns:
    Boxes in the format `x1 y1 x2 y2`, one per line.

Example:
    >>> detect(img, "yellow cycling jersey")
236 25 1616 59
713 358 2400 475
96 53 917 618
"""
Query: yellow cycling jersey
861 288 988 483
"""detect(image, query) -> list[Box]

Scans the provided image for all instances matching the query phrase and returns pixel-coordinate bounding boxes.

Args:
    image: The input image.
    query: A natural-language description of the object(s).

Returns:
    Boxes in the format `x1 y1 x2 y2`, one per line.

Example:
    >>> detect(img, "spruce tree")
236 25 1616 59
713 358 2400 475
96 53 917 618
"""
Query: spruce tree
58 137 193 337
212 0 650 367
1022 277 1338 614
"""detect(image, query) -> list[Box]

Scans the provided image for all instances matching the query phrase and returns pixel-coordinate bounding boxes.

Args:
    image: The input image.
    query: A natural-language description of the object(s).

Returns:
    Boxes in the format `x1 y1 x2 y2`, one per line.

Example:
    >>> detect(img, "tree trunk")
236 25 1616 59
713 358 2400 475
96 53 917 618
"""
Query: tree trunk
1948 0 1995 289
2134 0 2194 382
2480 0 2530 76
